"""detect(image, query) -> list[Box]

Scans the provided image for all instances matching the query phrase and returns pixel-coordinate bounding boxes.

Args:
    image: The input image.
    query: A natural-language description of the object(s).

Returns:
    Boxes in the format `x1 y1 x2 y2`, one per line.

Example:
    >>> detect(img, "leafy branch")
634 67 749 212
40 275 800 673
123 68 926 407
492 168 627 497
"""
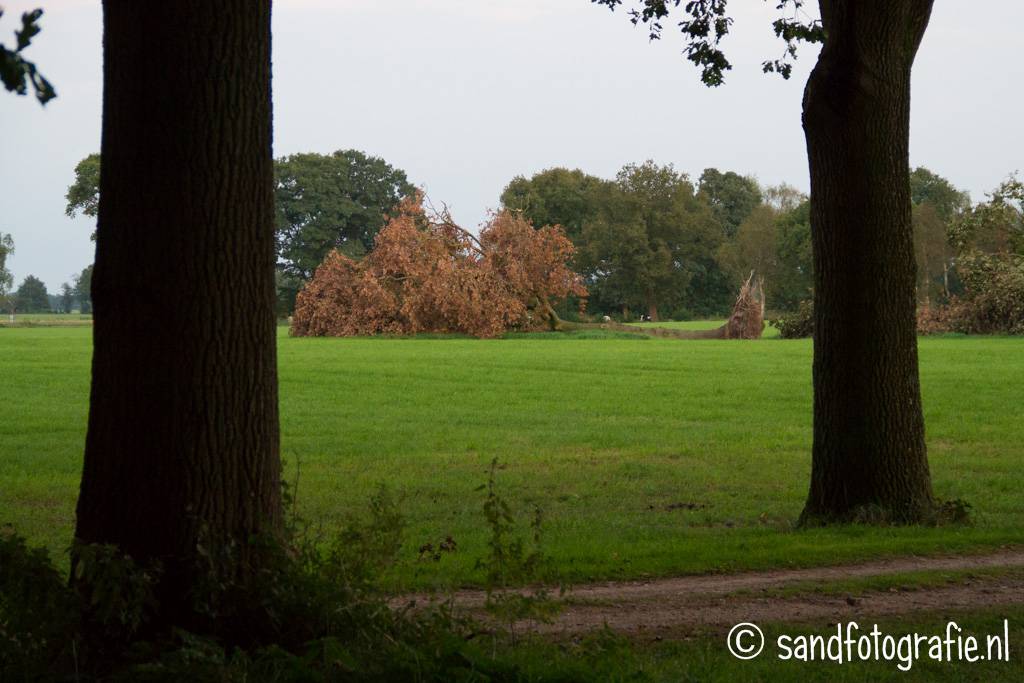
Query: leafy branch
593 0 824 86
0 8 55 104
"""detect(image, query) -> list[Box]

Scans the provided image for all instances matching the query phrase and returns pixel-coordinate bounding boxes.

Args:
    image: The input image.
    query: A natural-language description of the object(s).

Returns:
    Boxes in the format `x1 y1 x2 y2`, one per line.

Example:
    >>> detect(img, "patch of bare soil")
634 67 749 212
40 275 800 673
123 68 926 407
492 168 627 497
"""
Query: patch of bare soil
405 549 1024 637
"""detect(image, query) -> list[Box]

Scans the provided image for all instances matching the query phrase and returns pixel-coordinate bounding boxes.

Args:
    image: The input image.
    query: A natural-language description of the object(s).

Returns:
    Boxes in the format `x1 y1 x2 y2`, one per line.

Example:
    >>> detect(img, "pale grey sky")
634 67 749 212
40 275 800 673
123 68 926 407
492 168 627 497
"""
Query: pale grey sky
2 0 1021 291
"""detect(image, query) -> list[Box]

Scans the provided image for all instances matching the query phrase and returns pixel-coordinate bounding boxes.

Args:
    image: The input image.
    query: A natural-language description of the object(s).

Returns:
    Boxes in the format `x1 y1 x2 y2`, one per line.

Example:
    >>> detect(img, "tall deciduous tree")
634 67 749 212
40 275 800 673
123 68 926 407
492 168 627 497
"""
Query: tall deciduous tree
909 167 971 222
909 167 970 301
13 274 50 312
503 164 724 319
716 204 779 290
65 153 101 241
611 160 720 320
275 150 415 280
72 264 93 314
66 148 412 312
74 0 280 629
773 199 813 310
500 168 610 242
952 176 1024 256
60 282 74 314
912 202 950 305
697 168 763 237
0 232 13 314
596 0 938 522
566 162 722 320
763 183 807 213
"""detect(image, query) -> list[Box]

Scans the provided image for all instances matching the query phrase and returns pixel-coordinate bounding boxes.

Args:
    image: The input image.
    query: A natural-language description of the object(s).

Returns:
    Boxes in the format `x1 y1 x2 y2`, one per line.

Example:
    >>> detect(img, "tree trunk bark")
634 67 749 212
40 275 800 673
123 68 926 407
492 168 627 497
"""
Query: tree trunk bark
800 1 935 524
647 298 659 322
74 0 280 628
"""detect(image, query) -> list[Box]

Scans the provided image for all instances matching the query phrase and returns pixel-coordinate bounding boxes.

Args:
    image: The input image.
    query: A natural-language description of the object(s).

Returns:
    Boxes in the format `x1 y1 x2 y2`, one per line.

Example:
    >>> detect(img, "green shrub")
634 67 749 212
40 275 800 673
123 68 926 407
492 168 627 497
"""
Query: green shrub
477 460 563 637
0 474 608 681
953 253 1024 334
770 299 814 338
916 255 1024 335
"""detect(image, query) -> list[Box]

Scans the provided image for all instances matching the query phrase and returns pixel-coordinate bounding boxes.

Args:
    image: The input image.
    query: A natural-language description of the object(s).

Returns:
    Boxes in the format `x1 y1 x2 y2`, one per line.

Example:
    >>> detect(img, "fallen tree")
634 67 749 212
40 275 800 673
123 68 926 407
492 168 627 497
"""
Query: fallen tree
291 196 587 338
292 196 765 340
541 273 765 340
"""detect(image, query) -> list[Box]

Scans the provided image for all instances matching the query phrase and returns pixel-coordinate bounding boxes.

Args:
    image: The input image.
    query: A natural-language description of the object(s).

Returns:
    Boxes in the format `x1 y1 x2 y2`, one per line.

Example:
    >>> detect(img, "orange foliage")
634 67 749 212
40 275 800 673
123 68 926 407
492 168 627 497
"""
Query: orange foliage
291 195 587 338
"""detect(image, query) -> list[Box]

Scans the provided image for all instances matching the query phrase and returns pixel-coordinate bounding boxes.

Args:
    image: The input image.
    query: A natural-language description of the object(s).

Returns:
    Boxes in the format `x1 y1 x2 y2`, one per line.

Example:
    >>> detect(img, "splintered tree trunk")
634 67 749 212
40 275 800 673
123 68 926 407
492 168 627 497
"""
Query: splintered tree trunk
801 1 935 523
75 0 280 626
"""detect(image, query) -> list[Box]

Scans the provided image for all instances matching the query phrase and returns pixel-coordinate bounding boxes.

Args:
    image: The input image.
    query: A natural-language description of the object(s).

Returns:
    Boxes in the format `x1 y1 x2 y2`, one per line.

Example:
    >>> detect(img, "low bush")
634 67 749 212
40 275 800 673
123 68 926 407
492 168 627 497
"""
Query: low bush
917 255 1024 335
952 253 1024 334
770 299 814 338
916 300 962 335
0 469 588 681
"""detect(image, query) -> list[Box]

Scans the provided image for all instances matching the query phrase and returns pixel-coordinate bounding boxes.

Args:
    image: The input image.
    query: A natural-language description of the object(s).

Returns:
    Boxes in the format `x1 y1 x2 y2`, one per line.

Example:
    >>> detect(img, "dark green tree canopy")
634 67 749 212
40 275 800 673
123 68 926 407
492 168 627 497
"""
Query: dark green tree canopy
67 149 415 288
65 153 101 241
500 163 737 318
951 175 1024 256
772 198 813 308
698 167 763 236
581 161 721 318
500 168 611 242
275 149 416 280
60 282 74 313
909 166 971 222
0 8 54 104
0 232 14 314
14 274 50 312
73 264 93 314
0 231 13 289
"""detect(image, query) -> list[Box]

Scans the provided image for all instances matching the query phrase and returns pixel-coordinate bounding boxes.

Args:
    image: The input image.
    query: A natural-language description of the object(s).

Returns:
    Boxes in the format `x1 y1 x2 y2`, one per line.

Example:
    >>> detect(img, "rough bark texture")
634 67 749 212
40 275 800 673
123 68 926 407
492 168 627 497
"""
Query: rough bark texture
800 0 935 523
74 0 280 621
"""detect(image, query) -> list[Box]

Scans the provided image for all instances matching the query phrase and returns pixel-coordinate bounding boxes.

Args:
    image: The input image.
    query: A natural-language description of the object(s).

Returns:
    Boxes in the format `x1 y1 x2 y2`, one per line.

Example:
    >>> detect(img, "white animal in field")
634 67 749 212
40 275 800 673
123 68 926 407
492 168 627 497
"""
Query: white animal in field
602 315 612 323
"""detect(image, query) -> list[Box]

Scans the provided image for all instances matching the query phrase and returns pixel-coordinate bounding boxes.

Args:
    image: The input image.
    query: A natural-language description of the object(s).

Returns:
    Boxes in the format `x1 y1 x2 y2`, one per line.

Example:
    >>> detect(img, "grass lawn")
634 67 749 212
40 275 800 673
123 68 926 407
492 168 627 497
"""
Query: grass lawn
1 325 1022 590
631 318 782 338
0 312 92 327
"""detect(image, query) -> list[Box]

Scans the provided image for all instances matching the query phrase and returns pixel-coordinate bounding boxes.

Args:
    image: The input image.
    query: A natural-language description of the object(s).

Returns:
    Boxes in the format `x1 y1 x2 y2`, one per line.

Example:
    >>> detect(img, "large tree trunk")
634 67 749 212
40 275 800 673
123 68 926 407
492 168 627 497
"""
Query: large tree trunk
800 1 935 523
74 0 280 629
646 295 659 322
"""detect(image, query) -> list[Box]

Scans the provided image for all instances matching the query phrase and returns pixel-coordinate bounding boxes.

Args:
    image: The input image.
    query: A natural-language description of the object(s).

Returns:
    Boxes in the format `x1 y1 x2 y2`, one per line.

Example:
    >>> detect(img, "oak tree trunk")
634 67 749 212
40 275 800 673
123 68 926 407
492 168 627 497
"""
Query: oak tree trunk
800 0 935 523
74 0 281 625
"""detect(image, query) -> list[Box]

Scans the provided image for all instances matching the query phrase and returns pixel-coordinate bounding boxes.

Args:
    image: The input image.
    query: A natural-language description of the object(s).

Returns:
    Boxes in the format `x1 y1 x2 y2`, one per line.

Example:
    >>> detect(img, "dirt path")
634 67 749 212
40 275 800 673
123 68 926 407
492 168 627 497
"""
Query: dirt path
408 549 1024 637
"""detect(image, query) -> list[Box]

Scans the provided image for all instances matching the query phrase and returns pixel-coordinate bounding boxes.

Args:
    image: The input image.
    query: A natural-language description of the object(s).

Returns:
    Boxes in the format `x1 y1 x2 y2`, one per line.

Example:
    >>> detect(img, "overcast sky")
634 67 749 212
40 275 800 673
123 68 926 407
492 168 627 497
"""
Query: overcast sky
2 0 1022 291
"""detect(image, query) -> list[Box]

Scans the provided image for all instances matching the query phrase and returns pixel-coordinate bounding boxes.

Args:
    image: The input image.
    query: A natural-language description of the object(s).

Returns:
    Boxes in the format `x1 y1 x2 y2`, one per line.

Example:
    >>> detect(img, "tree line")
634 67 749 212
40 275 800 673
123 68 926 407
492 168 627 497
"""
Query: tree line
1 230 89 315
501 163 812 320
0 251 93 315
65 150 1017 325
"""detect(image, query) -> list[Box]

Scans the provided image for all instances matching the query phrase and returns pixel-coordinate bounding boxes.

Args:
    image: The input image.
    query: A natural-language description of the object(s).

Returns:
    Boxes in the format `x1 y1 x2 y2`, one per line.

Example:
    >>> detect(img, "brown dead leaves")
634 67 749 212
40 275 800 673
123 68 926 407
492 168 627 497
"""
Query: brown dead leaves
291 195 587 338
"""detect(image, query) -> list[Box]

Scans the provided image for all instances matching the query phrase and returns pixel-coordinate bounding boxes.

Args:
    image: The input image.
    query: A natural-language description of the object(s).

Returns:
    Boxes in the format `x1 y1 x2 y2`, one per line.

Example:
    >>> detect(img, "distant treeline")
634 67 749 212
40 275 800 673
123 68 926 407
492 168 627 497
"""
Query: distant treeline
57 152 1020 322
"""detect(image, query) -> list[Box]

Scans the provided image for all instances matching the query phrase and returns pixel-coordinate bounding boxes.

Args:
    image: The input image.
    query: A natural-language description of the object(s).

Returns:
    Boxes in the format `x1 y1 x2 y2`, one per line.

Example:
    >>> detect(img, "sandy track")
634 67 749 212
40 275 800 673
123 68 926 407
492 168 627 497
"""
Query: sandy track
405 549 1024 637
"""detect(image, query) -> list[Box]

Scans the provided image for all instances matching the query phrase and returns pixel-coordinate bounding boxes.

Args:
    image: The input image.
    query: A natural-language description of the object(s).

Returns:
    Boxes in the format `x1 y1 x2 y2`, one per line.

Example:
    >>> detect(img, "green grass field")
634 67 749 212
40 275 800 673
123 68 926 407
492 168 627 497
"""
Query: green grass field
1 325 1022 591
0 312 92 327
